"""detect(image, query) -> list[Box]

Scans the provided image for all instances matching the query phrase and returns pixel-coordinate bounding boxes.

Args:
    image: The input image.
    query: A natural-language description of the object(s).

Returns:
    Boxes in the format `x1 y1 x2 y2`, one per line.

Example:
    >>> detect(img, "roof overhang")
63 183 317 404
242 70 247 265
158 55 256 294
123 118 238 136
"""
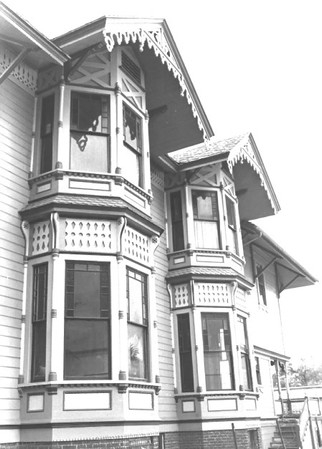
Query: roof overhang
53 16 213 143
163 133 280 220
0 2 69 69
242 221 317 292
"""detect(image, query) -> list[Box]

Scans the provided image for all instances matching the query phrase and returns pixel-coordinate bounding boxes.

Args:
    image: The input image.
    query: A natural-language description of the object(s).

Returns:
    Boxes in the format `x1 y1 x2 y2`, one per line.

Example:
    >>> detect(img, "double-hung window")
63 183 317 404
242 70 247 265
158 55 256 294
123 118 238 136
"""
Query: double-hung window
122 104 143 186
237 315 252 390
192 190 220 249
256 265 267 306
31 263 48 382
177 313 194 392
127 268 148 380
202 313 234 390
170 191 184 251
70 92 110 172
64 262 110 380
225 196 238 254
40 95 54 174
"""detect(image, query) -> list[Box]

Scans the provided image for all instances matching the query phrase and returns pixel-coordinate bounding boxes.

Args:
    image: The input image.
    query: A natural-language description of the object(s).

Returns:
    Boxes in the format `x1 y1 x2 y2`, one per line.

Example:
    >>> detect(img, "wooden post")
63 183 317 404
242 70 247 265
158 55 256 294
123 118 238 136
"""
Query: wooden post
232 423 238 449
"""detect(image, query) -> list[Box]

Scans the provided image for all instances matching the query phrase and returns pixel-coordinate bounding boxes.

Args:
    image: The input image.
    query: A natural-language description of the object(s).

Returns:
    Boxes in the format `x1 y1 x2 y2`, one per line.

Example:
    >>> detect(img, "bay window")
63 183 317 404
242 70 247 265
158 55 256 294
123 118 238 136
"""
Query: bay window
237 315 252 390
122 104 142 186
31 263 48 382
70 92 110 172
202 313 234 390
127 268 148 380
192 190 220 249
40 95 54 174
64 262 110 380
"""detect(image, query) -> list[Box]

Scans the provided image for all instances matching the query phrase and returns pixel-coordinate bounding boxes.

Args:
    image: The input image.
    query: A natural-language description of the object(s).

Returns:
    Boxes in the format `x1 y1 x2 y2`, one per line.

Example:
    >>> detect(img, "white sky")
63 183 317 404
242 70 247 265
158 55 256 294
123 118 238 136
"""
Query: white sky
4 0 322 367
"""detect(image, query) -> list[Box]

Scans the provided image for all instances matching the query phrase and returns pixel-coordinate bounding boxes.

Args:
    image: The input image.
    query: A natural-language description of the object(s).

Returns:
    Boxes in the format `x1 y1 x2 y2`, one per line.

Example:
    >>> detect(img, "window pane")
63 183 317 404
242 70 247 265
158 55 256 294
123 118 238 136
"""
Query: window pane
241 353 252 390
65 320 110 379
177 314 194 392
72 269 101 317
127 270 147 325
32 321 46 382
225 196 236 228
119 144 140 185
192 191 218 220
194 221 220 249
170 191 184 251
128 323 147 379
70 133 109 172
123 105 142 152
71 93 109 133
204 352 233 390
31 264 48 382
40 95 54 174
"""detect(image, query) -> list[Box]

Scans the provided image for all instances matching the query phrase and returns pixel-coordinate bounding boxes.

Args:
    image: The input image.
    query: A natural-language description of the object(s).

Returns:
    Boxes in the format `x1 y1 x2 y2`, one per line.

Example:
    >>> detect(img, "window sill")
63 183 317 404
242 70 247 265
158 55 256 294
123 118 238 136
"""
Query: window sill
18 380 161 396
174 390 259 402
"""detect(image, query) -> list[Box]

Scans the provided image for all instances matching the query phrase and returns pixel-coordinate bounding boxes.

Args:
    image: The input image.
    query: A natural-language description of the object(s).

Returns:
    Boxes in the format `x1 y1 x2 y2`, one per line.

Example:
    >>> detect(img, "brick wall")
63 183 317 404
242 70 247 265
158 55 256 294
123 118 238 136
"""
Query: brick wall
164 429 263 449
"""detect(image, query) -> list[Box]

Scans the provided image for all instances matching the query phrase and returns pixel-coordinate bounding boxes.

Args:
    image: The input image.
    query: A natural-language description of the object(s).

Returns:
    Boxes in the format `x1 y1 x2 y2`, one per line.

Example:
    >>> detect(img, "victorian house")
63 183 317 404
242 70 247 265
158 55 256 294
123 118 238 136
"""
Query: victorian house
0 3 317 449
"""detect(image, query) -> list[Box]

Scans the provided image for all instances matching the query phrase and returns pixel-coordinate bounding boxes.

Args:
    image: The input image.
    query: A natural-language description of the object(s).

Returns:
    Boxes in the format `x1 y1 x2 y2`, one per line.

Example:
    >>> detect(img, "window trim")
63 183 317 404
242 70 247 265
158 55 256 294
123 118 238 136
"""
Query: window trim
191 189 221 250
39 94 55 174
237 315 253 391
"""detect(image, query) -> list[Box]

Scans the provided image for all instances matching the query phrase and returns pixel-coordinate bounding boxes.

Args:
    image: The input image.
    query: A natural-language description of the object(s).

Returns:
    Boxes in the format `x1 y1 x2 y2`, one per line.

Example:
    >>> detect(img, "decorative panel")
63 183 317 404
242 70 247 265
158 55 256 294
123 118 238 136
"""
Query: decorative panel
207 398 237 411
123 226 150 264
64 219 113 252
31 221 50 256
70 50 112 88
173 284 190 308
128 391 153 410
195 283 230 306
64 392 111 411
235 288 247 310
27 394 44 412
0 43 37 93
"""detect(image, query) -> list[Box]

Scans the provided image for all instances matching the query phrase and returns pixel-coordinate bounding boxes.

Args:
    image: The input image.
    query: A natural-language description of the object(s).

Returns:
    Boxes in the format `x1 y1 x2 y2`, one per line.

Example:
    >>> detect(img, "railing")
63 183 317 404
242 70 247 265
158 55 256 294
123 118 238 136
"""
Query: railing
299 397 310 448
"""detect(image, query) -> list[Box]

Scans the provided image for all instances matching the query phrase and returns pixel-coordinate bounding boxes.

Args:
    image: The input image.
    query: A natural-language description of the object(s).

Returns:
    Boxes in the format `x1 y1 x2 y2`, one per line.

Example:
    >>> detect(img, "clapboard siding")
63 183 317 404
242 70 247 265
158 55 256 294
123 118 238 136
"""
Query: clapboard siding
151 179 177 420
0 76 33 428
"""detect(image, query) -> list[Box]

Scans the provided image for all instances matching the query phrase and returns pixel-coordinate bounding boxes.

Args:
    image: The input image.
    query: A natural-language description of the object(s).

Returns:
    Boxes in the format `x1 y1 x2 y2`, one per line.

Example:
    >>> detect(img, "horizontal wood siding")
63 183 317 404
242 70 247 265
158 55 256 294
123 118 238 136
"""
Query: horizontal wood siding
0 78 33 425
151 178 177 421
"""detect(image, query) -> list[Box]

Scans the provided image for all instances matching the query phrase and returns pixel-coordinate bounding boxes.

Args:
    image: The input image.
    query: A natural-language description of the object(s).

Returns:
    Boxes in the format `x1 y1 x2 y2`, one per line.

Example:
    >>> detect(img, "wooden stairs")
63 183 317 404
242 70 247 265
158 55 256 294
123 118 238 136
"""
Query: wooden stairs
269 418 301 449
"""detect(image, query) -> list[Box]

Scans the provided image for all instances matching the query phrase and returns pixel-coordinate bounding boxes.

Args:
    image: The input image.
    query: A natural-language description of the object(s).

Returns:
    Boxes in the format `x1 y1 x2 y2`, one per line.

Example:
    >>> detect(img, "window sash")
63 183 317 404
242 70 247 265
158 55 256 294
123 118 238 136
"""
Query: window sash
192 191 220 249
170 191 184 251
177 314 194 392
202 313 234 390
123 104 142 153
40 95 54 174
64 262 111 380
127 268 148 380
31 263 48 382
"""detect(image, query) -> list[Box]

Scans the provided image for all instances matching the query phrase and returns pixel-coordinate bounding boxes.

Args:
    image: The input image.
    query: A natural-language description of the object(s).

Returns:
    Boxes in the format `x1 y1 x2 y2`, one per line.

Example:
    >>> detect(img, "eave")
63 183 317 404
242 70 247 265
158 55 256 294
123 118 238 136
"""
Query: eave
242 221 317 292
0 2 69 69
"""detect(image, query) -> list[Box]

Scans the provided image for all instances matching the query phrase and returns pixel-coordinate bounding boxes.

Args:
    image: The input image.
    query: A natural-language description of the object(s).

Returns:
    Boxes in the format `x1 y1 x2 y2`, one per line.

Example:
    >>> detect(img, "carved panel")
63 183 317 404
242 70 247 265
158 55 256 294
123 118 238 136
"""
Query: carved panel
0 43 37 93
38 66 62 91
189 165 218 187
123 227 150 264
32 221 51 255
223 175 235 196
173 284 190 308
64 219 113 252
151 166 164 189
195 283 230 306
121 76 144 110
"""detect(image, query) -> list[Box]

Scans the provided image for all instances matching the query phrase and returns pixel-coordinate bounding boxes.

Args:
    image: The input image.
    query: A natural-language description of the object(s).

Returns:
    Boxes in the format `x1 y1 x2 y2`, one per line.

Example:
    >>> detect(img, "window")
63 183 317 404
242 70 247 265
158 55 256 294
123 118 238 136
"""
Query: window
40 95 54 174
202 313 234 390
127 268 148 380
70 92 110 172
256 265 267 306
122 104 142 186
225 196 238 254
170 191 184 251
64 262 110 380
255 357 262 385
177 314 194 392
192 190 220 249
31 263 48 382
237 315 252 391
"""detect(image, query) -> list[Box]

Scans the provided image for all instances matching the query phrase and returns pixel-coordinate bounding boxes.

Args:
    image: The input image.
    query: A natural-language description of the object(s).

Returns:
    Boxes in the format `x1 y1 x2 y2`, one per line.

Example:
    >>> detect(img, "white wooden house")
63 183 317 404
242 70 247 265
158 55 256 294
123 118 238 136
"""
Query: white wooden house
0 3 317 449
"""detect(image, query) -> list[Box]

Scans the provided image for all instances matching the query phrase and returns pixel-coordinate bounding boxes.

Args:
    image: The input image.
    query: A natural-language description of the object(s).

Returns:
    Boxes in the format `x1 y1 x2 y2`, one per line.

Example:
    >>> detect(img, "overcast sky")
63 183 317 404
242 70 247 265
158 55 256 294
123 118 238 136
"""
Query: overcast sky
4 0 322 367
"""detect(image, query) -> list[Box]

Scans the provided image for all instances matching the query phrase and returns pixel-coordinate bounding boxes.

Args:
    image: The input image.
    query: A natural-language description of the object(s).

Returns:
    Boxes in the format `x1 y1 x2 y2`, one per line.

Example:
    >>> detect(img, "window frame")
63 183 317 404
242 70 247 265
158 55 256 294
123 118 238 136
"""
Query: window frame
225 194 239 254
122 103 143 187
256 265 267 306
69 91 110 173
237 315 253 391
177 313 194 392
201 312 234 391
31 263 48 382
39 94 55 174
64 261 111 381
126 267 148 381
169 190 185 252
